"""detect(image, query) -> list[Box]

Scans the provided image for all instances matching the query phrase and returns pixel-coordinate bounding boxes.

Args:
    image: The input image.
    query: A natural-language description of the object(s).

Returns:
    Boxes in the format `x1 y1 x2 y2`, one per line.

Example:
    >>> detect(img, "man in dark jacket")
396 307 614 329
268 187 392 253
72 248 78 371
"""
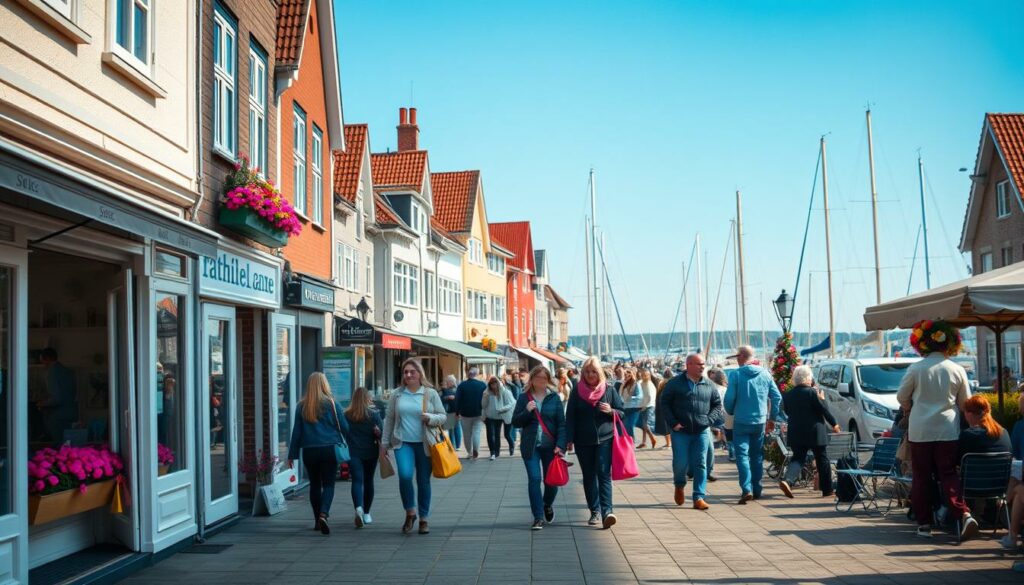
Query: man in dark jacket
455 367 487 459
659 353 723 510
780 365 840 498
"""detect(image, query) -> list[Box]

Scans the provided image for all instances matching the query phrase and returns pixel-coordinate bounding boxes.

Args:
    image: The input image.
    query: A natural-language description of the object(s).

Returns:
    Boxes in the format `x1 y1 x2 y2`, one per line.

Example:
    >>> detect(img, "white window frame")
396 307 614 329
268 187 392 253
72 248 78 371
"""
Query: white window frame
311 126 323 225
536 308 546 335
393 261 418 307
513 312 519 338
997 180 1012 218
424 271 436 311
365 255 372 295
980 251 994 273
111 0 152 70
439 277 461 315
293 104 307 216
212 4 237 158
468 239 483 265
248 45 268 175
355 192 365 241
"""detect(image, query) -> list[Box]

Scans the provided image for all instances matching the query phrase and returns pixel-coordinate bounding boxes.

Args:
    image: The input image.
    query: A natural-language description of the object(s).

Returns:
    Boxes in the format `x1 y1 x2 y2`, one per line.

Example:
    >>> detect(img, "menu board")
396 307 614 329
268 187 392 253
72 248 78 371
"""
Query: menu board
322 347 354 404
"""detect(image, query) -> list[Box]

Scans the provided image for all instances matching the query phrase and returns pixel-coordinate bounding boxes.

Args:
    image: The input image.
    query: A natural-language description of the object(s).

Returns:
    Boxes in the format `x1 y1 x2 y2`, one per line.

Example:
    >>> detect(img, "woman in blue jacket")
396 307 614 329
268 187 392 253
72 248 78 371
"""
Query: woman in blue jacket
511 366 567 530
343 386 382 529
288 372 348 535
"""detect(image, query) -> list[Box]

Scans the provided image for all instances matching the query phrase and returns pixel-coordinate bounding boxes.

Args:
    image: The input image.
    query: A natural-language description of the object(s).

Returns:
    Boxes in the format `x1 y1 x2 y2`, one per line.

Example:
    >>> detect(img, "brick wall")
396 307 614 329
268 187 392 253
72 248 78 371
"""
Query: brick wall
279 7 333 280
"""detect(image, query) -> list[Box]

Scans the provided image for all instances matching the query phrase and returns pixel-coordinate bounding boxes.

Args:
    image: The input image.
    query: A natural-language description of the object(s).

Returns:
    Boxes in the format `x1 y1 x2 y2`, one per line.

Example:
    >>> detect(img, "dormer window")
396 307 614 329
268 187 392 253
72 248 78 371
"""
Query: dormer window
409 201 426 234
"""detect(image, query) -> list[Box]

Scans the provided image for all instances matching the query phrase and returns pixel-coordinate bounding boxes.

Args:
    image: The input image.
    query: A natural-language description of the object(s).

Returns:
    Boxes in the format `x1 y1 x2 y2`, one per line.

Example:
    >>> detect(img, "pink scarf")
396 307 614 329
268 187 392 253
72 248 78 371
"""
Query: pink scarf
577 378 607 406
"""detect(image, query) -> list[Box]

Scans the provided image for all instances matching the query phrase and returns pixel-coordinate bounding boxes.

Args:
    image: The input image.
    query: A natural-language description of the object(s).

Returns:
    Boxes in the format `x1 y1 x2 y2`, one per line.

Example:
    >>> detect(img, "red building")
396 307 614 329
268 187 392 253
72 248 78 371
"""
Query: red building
489 221 537 350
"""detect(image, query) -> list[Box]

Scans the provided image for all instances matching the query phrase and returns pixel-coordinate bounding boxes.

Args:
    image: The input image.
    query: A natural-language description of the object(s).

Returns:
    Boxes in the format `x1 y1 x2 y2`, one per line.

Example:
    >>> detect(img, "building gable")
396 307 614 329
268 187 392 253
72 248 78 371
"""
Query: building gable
960 114 1024 253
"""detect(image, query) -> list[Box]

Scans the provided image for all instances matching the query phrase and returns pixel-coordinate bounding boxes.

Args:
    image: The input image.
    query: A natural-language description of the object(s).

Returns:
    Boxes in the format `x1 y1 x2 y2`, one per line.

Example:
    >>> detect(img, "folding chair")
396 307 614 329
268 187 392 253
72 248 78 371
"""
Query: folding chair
955 452 1013 544
822 432 856 510
834 437 900 513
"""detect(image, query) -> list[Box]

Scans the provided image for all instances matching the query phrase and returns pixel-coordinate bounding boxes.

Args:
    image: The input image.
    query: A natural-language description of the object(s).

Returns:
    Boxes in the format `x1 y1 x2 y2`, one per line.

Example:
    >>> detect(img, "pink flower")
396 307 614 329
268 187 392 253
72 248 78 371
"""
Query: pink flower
33 480 45 492
78 483 87 494
47 475 59 486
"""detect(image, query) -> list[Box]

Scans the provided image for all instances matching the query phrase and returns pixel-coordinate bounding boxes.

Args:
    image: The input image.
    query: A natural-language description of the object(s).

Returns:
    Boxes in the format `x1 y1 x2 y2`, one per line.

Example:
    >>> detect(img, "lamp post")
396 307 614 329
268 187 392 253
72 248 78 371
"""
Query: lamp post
773 289 794 335
356 297 371 322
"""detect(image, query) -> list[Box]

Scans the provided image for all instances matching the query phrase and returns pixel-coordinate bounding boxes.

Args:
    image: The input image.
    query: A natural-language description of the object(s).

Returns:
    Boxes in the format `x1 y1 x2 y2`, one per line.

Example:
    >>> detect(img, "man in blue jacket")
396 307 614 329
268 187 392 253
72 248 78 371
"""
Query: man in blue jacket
455 367 487 459
725 345 783 504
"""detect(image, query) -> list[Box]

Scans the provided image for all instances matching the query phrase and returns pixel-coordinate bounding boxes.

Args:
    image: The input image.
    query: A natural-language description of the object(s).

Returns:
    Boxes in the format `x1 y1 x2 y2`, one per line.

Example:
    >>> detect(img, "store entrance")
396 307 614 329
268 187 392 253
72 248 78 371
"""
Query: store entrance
27 250 137 574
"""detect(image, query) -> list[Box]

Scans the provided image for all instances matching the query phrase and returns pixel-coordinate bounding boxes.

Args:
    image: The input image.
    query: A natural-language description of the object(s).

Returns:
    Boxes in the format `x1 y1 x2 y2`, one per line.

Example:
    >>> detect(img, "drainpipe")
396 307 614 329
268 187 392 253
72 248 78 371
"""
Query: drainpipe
189 0 206 222
192 0 208 543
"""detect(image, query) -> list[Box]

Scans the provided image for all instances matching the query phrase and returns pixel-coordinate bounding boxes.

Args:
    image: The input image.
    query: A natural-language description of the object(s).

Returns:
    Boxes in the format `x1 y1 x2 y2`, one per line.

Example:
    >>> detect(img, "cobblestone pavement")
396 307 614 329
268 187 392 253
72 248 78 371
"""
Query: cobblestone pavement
122 446 1021 584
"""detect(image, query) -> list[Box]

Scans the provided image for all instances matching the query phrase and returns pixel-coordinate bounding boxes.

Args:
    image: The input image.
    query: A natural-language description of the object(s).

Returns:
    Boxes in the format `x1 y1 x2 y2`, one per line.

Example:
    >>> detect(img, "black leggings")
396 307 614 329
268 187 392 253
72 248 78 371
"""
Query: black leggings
302 446 338 518
485 418 512 457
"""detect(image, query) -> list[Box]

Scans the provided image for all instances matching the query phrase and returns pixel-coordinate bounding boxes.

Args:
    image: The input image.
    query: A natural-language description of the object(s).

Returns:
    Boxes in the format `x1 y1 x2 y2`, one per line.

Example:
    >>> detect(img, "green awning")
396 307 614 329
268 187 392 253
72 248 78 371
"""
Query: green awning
408 334 501 364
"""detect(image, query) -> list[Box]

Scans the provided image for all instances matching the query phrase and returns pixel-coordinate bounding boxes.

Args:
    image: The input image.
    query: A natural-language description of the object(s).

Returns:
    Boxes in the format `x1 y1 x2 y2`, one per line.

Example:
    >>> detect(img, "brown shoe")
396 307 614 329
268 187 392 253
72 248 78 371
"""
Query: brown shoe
402 513 416 534
737 492 754 505
779 480 794 499
674 486 685 506
693 498 710 511
418 520 430 534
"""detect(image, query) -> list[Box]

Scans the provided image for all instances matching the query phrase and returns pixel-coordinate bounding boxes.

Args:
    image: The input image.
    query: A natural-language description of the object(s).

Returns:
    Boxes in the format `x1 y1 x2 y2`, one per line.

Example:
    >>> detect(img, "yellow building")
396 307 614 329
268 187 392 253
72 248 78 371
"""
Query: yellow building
431 171 514 347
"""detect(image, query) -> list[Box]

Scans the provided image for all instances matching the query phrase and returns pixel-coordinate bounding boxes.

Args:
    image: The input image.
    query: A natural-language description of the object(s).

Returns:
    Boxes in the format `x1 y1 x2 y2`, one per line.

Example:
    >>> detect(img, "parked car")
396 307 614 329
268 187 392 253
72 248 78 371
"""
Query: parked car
815 357 921 442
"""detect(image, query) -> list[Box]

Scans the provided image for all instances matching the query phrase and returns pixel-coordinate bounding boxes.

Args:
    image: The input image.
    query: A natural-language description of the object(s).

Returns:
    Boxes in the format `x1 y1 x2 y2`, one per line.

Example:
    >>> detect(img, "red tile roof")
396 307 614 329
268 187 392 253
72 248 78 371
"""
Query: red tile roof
374 193 402 227
988 113 1024 199
430 217 464 249
276 0 310 67
371 150 427 192
489 221 535 273
431 171 478 233
333 124 368 204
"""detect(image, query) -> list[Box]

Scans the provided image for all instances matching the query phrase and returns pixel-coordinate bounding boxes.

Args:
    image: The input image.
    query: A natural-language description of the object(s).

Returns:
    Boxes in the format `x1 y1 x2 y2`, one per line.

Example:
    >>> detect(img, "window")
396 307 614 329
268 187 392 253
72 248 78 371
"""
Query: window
338 243 361 291
513 312 519 338
156 293 187 474
355 193 365 240
311 126 323 224
467 290 490 321
490 295 506 324
424 271 436 311
440 278 461 314
247 45 268 174
1002 246 1014 268
980 252 993 273
115 0 150 65
487 253 505 275
522 310 528 336
45 0 72 19
997 180 1012 218
468 239 483 264
365 255 372 294
513 274 518 301
393 261 418 306
523 275 530 293
536 286 544 301
293 104 307 215
536 309 546 334
212 4 237 157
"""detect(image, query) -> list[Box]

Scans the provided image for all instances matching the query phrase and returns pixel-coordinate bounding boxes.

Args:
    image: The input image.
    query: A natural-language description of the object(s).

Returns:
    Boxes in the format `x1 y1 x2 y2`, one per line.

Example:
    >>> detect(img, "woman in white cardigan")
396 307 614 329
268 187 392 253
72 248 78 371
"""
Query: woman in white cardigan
381 358 447 534
482 376 515 460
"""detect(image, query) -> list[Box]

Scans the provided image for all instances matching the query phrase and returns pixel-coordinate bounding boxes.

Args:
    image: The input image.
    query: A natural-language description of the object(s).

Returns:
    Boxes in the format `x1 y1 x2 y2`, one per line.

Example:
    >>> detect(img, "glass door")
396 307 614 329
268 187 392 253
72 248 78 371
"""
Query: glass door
108 269 139 550
201 304 237 525
268 313 297 487
0 249 26 583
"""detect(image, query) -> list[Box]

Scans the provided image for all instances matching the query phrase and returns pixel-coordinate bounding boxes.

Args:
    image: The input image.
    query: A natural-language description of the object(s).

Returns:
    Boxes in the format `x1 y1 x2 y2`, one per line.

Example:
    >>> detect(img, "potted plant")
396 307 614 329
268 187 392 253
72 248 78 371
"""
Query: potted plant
28 445 124 525
239 450 290 516
157 443 174 475
481 336 497 353
218 155 302 247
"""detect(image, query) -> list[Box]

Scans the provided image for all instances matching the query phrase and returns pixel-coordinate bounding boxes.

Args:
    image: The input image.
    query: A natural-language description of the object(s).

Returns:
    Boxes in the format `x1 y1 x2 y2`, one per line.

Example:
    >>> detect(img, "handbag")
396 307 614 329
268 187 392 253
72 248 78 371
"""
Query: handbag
610 411 639 480
423 390 461 479
330 401 350 463
530 396 569 487
379 448 396 479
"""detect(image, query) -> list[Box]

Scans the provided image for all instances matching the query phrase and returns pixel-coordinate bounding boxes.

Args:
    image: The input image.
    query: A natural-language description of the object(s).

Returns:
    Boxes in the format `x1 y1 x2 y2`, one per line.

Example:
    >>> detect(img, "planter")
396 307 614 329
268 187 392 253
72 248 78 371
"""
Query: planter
158 465 169 476
218 207 289 248
29 479 116 526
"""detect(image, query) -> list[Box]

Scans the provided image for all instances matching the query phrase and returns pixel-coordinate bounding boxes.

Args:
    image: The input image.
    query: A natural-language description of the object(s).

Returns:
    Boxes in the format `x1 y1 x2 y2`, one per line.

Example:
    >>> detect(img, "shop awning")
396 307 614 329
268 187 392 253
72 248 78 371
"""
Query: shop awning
408 334 500 364
566 346 590 361
531 346 570 365
513 346 553 367
0 141 219 257
558 351 582 364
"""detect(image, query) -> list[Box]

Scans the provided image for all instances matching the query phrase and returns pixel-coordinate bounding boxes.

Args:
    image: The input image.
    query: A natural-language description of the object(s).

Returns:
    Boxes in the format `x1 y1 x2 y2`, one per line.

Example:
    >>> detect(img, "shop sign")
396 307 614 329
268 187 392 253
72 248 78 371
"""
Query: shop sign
199 249 280 308
337 318 375 344
381 333 411 350
284 278 335 312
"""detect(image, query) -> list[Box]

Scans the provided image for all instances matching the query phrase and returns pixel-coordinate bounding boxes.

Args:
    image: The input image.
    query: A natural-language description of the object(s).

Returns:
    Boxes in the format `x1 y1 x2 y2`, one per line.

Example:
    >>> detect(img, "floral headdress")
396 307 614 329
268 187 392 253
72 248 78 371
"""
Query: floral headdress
909 320 962 356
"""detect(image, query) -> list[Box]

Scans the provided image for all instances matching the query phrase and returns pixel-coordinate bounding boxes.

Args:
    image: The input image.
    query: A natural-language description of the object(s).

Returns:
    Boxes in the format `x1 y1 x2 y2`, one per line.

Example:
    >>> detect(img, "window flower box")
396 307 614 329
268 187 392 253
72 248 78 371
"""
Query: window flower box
219 154 301 247
29 478 116 526
218 207 289 248
27 444 124 526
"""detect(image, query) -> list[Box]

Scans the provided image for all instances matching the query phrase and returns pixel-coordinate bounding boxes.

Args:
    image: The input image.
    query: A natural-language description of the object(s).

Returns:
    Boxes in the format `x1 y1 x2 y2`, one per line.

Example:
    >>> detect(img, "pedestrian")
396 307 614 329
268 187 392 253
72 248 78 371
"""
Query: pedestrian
704 368 731 482
555 367 573 406
511 365 568 530
455 367 486 459
778 366 839 499
654 370 673 448
1001 392 1024 550
619 369 643 444
896 320 975 540
343 386 383 528
566 356 625 528
724 345 782 504
636 368 659 448
506 371 523 449
440 374 462 450
380 358 447 535
660 353 722 510
482 376 515 460
287 372 347 535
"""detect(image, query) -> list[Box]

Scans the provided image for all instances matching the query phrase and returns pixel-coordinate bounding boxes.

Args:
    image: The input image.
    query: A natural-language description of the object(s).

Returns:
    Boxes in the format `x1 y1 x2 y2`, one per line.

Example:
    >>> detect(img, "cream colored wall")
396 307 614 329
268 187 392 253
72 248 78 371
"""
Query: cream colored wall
0 0 198 211
333 147 376 320
462 184 507 344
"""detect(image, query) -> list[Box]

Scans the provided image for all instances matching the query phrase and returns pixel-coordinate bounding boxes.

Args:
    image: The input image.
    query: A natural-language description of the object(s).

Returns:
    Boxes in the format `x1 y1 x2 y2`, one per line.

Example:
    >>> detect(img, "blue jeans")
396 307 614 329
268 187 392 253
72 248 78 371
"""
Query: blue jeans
623 409 641 443
733 423 766 497
395 442 432 518
523 447 558 521
576 441 613 516
671 429 711 499
302 445 338 518
348 455 378 512
450 418 462 450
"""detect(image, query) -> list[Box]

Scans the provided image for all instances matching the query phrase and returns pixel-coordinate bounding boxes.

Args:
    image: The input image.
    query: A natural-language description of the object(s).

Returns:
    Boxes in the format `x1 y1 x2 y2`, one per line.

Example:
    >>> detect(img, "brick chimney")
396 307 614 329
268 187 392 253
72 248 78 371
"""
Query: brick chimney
397 107 419 151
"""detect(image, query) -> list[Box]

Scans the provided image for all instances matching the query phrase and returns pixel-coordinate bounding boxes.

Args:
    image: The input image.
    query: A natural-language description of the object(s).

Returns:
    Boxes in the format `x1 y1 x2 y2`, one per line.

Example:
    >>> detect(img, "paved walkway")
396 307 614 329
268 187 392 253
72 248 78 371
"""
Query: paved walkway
122 446 1020 584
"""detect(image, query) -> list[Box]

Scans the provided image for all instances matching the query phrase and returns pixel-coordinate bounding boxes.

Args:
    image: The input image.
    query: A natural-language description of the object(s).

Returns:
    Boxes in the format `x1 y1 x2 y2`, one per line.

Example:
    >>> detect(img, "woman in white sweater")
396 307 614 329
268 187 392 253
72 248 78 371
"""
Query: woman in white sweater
482 376 515 460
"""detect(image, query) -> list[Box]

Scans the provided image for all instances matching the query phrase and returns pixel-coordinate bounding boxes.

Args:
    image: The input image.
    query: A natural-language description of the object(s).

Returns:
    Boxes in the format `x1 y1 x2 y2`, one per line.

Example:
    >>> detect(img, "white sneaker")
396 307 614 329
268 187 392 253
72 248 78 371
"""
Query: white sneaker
354 506 364 528
1000 534 1018 549
362 512 373 525
960 514 980 542
489 455 496 461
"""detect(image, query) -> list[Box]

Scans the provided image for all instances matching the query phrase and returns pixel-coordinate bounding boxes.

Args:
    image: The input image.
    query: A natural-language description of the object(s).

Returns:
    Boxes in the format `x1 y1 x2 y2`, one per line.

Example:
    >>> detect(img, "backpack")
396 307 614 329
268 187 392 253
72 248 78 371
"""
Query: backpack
835 454 859 503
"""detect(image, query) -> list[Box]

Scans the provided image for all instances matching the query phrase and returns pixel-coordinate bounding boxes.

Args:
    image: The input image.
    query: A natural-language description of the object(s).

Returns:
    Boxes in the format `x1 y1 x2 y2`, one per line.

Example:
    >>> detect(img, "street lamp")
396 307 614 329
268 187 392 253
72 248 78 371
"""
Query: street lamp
356 297 371 322
773 289 794 334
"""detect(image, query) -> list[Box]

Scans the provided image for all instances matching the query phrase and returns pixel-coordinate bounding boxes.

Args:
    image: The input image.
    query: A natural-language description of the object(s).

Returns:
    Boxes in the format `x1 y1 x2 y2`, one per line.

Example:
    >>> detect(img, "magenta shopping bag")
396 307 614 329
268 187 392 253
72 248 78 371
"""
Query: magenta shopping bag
611 412 639 480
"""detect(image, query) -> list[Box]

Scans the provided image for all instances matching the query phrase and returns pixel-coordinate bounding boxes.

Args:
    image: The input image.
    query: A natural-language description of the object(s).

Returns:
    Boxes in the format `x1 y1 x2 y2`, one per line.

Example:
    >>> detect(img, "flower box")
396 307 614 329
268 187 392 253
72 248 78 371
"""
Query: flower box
29 478 115 526
218 207 289 248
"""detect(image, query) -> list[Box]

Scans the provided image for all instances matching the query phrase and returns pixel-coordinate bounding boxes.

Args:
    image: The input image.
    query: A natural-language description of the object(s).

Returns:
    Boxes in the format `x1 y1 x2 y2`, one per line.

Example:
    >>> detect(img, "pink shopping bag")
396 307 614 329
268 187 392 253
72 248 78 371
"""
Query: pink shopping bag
611 412 639 480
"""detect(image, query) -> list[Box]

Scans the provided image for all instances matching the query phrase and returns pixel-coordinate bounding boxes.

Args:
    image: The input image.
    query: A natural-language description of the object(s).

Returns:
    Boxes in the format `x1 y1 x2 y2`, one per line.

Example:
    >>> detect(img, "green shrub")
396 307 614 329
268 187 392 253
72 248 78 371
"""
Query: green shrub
977 391 1022 430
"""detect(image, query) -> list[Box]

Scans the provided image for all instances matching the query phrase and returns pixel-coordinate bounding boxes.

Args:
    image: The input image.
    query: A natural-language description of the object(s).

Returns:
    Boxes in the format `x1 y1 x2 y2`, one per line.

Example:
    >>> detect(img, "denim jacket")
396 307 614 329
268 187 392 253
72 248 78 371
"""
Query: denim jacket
287 399 348 461
725 365 782 426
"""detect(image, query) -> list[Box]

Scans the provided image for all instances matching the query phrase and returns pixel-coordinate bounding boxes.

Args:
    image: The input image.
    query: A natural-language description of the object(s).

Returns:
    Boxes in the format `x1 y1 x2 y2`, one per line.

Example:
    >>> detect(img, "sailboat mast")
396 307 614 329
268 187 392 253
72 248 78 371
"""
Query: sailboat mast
821 136 837 358
602 231 612 356
589 169 602 358
866 109 883 305
682 261 689 354
917 153 932 289
585 214 594 354
735 190 748 345
759 290 767 355
695 234 704 353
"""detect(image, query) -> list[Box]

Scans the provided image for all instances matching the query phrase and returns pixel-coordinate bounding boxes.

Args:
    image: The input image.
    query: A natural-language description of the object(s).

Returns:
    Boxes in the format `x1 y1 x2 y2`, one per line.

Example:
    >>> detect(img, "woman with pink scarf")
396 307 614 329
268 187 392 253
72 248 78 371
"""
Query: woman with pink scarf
565 357 625 529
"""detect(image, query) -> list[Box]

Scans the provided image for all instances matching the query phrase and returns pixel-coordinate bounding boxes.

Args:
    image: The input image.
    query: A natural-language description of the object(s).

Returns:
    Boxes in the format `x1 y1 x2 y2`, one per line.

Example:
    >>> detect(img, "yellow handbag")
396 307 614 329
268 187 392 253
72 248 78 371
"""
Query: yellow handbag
429 427 462 478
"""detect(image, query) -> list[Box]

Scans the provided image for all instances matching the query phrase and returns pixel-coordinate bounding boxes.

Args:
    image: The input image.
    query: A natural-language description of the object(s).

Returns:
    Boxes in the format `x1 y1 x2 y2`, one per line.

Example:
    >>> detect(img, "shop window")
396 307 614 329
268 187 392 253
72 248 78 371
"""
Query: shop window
156 293 186 474
154 249 186 278
0 266 9 515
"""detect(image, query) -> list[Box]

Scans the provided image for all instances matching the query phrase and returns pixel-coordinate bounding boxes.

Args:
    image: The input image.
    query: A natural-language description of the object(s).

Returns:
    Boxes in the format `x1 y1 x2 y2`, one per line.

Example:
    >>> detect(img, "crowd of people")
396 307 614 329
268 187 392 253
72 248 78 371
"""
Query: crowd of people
283 327 1023 562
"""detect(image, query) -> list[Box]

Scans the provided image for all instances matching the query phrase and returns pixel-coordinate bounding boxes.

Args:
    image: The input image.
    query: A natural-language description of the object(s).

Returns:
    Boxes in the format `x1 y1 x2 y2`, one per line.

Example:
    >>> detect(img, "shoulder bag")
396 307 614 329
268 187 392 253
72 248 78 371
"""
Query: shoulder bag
426 391 463 478
532 395 569 487
330 401 350 463
610 411 639 480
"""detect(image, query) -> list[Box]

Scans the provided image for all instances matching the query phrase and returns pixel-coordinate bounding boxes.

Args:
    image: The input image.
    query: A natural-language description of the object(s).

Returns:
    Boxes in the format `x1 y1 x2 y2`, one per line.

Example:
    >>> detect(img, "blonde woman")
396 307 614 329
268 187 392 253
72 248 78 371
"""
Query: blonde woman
619 369 643 444
381 358 447 534
555 367 573 407
287 372 348 535
482 376 515 460
637 369 659 448
343 387 383 528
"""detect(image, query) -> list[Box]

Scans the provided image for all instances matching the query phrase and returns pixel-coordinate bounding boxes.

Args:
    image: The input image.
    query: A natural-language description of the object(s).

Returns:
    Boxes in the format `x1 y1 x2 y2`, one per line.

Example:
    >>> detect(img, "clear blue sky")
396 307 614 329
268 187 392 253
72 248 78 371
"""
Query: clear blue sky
334 0 1024 340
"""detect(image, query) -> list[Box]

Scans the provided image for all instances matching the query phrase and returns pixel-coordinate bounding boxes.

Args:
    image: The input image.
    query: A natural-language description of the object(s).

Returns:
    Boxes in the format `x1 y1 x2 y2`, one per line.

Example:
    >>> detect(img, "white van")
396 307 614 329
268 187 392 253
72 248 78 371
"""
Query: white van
814 357 921 441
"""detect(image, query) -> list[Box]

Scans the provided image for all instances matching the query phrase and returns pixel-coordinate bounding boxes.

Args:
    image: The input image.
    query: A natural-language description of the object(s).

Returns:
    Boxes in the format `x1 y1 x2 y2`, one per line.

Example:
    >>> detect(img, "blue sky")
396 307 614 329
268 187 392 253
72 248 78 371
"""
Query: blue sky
334 0 1024 339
